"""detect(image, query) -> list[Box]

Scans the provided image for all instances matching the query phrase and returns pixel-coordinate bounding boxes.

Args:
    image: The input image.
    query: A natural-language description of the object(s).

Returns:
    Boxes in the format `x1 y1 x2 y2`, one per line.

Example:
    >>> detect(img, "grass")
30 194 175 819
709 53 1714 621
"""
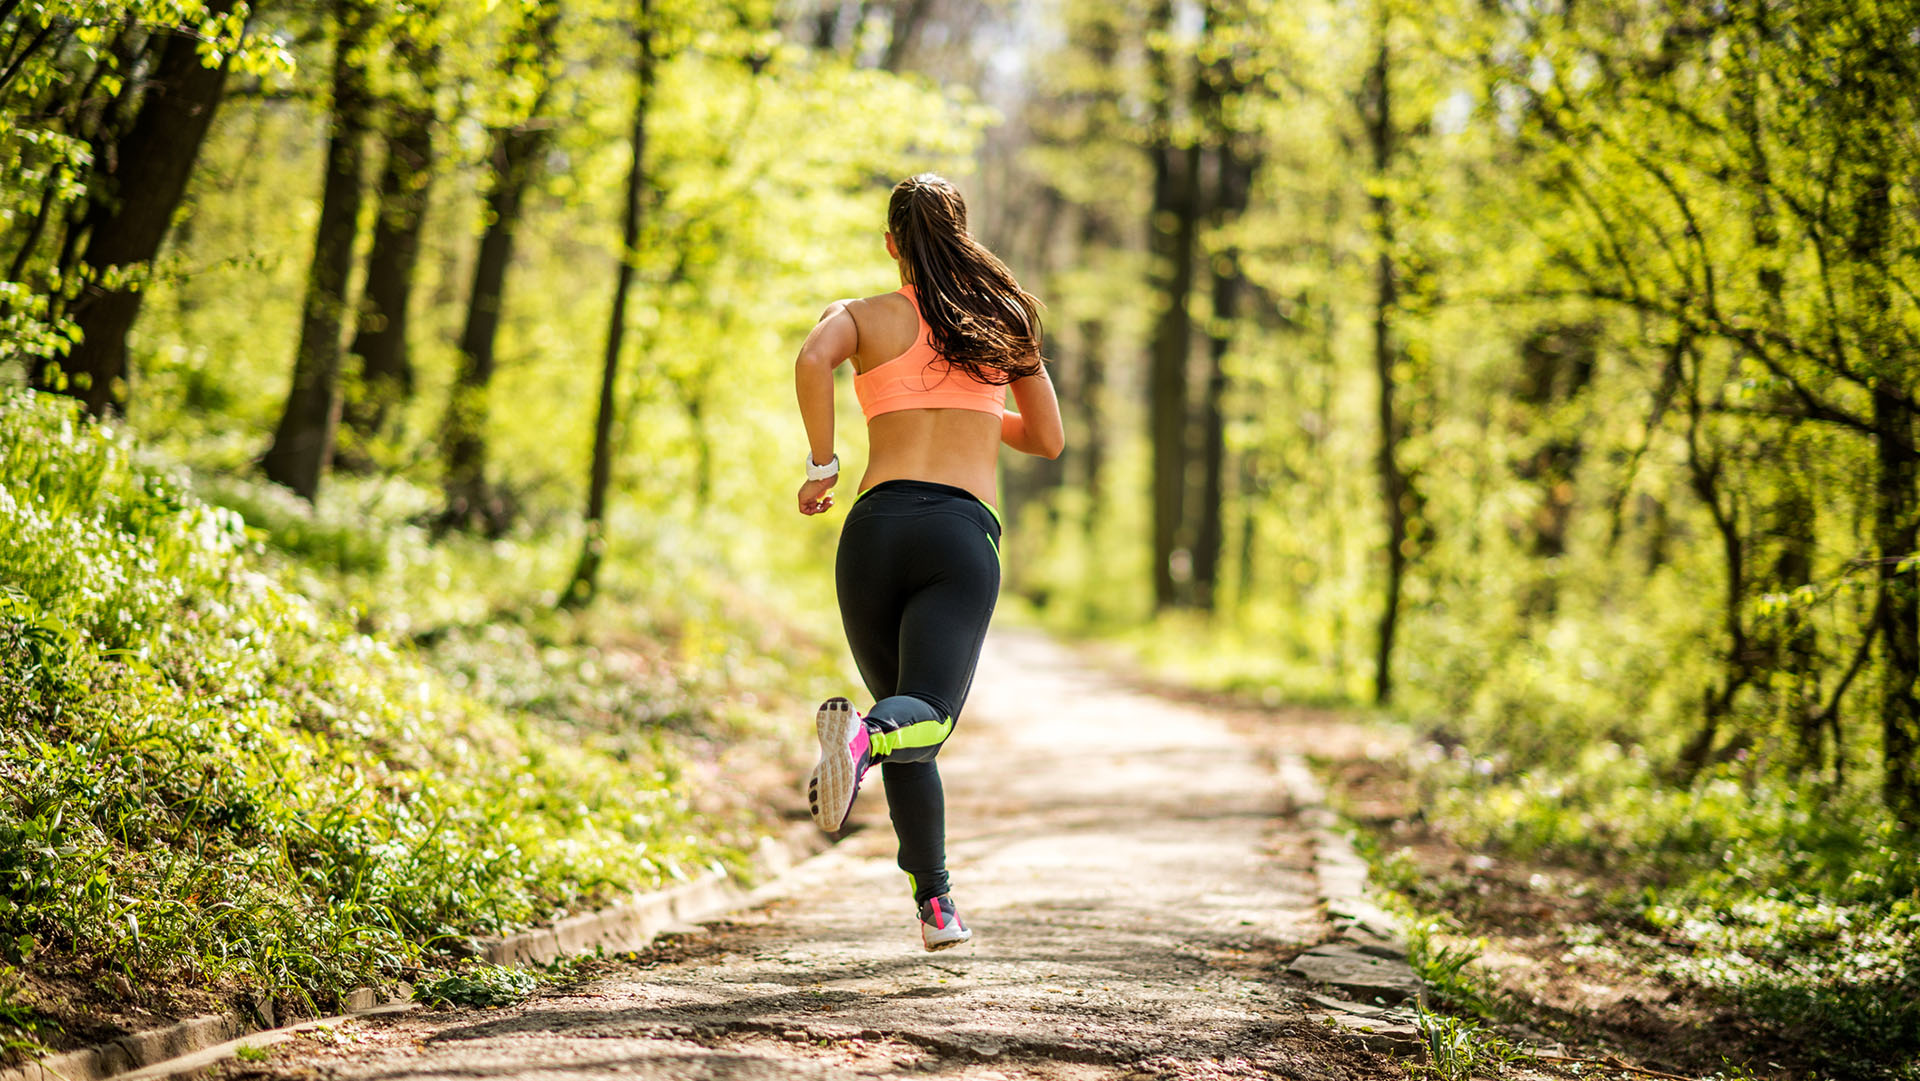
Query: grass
0 389 832 1057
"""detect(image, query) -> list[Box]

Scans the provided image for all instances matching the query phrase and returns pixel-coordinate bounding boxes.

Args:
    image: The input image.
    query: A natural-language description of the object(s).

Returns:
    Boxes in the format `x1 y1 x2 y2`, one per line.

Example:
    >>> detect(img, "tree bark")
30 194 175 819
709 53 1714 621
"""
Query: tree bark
343 45 439 445
565 0 654 609
48 0 239 415
1194 144 1253 610
879 0 931 71
1146 0 1200 610
438 1 560 533
1363 23 1406 704
262 0 372 499
1857 157 1920 825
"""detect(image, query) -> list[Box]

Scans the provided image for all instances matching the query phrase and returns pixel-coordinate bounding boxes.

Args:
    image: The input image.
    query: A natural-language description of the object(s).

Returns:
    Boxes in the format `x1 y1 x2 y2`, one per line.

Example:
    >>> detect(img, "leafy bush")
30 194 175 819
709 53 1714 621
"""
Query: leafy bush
0 389 735 1019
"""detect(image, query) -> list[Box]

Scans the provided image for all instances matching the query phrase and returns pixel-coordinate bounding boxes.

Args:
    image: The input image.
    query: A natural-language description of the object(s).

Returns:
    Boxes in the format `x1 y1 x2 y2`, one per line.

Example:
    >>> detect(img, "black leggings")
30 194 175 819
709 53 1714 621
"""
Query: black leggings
836 479 1001 905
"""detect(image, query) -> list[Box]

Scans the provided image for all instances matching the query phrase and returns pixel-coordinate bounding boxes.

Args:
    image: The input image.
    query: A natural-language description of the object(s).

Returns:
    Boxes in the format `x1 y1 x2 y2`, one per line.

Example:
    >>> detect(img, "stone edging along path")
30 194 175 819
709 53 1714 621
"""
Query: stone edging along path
1276 755 1430 1057
0 824 830 1081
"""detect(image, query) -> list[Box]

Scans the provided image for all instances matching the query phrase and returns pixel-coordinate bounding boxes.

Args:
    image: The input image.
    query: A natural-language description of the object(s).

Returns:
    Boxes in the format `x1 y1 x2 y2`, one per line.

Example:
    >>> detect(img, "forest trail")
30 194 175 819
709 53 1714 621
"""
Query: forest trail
242 631 1398 1081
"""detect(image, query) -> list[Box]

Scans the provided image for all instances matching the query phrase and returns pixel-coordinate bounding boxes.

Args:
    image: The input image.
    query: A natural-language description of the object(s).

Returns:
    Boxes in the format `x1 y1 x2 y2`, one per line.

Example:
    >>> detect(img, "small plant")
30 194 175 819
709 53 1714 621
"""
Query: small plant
233 1044 271 1063
1405 919 1501 1019
1416 1009 1482 1081
0 969 46 1059
415 963 540 1008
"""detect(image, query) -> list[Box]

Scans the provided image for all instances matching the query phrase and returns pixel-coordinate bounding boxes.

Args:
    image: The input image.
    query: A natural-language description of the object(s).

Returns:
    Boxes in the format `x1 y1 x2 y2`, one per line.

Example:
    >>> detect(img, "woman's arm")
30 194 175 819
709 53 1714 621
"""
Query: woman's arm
1002 366 1065 459
795 301 860 515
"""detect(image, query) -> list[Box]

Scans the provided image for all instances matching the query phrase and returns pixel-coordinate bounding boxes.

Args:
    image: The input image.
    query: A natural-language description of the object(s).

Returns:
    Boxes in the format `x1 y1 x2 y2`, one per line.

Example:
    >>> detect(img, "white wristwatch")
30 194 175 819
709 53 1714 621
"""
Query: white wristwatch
805 452 840 481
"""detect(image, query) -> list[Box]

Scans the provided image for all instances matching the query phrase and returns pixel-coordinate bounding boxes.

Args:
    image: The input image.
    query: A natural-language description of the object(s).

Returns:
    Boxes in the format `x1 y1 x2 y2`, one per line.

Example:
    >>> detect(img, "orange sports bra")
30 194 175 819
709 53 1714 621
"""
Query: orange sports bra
854 285 1007 421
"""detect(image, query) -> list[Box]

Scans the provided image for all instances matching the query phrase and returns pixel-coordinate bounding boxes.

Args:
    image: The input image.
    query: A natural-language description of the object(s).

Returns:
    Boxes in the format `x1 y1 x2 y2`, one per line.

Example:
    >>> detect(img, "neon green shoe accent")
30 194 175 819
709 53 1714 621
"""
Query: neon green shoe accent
869 715 955 757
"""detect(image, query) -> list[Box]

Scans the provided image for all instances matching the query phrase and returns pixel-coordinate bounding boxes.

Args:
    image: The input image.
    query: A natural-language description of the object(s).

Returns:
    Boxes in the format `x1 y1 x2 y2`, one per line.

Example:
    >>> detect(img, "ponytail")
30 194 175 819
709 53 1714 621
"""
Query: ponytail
887 174 1043 385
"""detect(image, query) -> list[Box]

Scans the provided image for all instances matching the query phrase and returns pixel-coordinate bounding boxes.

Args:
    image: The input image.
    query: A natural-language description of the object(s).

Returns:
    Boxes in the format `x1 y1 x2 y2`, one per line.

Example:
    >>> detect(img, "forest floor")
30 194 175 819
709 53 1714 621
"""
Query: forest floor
207 630 1415 1081
1322 756 1817 1079
1126 676 1840 1080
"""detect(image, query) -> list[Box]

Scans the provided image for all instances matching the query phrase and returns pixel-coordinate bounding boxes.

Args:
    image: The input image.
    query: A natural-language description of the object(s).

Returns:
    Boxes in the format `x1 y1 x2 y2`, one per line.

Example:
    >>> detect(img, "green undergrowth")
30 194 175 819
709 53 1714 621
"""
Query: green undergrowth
1084 619 1918 1079
1407 748 1920 1078
1339 752 1920 1079
0 390 832 1057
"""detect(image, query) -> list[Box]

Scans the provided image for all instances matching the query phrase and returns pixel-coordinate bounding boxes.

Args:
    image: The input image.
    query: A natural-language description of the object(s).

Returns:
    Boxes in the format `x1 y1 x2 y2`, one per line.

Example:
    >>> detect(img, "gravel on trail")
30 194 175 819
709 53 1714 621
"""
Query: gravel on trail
228 631 1406 1081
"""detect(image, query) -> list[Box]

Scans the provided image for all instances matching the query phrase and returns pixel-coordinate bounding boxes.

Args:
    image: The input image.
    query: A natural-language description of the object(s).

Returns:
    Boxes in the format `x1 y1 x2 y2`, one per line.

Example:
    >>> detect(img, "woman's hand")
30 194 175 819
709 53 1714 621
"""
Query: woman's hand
798 475 838 515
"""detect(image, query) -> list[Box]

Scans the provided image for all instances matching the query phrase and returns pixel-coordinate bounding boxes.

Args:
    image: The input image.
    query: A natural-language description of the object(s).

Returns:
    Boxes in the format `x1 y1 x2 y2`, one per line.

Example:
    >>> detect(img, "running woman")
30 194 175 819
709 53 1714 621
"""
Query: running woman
792 173 1065 951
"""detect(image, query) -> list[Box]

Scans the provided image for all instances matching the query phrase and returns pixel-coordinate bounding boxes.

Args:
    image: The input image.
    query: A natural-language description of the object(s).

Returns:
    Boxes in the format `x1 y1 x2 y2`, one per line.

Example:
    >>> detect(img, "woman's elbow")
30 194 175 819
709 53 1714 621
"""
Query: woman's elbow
1037 431 1066 460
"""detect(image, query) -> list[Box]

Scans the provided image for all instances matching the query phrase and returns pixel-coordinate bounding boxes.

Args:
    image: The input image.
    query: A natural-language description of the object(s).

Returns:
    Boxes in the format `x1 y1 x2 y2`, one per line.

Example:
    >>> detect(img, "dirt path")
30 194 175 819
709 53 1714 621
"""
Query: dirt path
234 631 1401 1081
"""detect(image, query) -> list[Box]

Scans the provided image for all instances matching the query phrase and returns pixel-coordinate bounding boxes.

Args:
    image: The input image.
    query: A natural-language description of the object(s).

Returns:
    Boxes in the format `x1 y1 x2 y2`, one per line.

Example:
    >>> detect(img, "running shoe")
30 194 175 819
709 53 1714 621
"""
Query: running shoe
805 697 870 832
918 894 971 951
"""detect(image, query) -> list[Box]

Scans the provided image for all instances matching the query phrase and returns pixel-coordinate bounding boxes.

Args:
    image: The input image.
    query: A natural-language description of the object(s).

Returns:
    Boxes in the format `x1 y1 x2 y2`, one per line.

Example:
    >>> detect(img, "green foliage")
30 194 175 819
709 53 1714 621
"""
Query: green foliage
232 1044 271 1063
1391 745 1920 1075
1414 1008 1524 1081
415 962 540 1008
1403 918 1501 1020
0 969 47 1058
0 389 745 1016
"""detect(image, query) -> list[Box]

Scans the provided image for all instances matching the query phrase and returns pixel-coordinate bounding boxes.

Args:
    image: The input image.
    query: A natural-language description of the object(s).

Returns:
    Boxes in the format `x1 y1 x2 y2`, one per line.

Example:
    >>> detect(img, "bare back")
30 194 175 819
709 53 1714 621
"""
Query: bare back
845 291 1006 507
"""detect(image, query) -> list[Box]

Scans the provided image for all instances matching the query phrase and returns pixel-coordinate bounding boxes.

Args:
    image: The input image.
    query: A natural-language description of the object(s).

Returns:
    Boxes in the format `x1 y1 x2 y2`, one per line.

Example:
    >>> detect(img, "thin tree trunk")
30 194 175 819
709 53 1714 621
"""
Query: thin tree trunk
1363 24 1406 704
438 1 560 533
343 45 439 445
47 0 238 414
1078 313 1105 517
1194 145 1253 610
879 0 931 71
565 0 653 609
262 0 372 499
1675 343 1755 780
1074 201 1111 544
1874 388 1919 825
1149 141 1201 609
1147 1 1200 609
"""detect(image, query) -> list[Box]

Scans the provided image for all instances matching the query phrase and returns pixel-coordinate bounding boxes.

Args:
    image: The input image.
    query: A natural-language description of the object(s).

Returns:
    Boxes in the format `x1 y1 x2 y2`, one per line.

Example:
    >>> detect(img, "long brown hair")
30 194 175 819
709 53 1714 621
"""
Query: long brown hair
887 174 1043 385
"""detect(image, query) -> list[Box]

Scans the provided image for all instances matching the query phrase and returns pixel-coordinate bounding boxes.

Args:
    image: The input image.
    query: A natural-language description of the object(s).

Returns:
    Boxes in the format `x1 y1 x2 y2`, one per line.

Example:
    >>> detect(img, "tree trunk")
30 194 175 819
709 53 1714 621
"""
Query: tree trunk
879 0 931 71
1873 384 1919 825
1854 162 1920 826
565 0 654 609
48 0 239 415
342 46 439 445
1074 201 1111 542
1148 140 1201 609
1077 313 1105 519
1146 2 1200 610
438 2 560 534
1194 144 1253 610
262 0 371 500
1363 24 1406 704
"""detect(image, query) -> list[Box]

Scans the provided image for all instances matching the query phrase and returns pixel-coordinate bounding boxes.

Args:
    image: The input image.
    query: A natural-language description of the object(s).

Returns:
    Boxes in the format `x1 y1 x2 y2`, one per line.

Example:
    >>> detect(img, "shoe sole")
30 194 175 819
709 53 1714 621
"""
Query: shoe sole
922 928 971 952
806 697 859 831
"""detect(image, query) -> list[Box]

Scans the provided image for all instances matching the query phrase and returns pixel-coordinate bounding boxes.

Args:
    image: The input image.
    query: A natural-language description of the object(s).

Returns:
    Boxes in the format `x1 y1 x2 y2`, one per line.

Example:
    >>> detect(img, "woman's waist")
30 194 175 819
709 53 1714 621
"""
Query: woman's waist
852 471 1001 530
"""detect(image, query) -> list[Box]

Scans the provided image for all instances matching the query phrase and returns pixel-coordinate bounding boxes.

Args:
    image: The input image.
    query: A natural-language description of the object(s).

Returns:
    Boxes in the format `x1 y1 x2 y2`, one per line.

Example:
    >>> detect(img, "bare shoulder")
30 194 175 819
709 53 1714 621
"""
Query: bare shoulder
843 289 920 368
840 292 913 336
